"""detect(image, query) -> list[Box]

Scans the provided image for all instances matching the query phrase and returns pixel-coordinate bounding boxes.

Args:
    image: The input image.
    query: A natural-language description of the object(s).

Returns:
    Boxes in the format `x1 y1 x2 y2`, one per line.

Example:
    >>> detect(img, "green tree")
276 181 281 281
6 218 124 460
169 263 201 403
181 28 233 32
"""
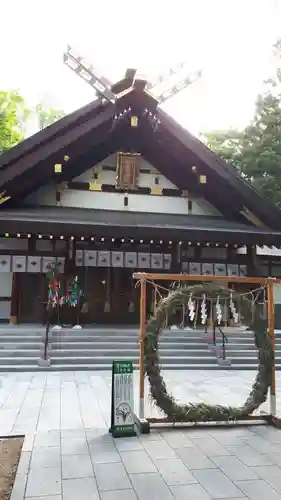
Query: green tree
202 39 281 207
0 91 26 152
35 103 65 130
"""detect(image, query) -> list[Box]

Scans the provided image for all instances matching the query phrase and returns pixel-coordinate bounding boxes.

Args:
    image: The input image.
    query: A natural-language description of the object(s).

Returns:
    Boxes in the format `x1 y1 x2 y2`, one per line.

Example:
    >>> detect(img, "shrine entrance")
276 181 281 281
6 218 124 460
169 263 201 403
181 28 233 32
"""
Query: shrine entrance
18 273 45 323
80 267 140 325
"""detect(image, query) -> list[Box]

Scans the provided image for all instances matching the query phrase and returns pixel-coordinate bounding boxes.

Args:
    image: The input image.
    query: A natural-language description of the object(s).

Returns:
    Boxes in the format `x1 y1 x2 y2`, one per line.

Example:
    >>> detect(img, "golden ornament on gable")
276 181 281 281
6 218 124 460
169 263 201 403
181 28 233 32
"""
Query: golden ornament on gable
54 163 62 173
130 116 138 128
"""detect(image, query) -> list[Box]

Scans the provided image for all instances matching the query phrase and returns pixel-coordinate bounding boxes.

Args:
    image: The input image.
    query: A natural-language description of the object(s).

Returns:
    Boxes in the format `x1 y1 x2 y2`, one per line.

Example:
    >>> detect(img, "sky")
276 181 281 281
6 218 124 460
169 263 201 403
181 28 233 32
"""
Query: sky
1 0 281 136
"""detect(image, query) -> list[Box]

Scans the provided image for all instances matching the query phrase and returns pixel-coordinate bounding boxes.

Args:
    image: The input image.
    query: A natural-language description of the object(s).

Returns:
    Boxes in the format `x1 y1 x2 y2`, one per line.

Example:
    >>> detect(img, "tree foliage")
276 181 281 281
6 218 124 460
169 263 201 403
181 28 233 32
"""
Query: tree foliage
0 91 25 152
202 39 281 208
35 103 65 130
0 92 65 153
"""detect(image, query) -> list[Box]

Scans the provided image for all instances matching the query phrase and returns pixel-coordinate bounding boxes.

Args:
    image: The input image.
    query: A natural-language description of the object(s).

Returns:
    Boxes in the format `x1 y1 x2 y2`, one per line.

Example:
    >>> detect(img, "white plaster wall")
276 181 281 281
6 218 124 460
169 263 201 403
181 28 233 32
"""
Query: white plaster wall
76 169 178 190
23 153 222 217
0 302 11 319
25 187 221 216
59 190 220 216
0 273 13 297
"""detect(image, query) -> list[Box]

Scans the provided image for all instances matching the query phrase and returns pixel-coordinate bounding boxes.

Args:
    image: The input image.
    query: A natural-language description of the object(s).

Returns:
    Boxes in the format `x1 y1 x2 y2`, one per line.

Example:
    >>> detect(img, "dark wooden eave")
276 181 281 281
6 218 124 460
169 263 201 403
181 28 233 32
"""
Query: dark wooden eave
0 207 281 246
0 81 281 231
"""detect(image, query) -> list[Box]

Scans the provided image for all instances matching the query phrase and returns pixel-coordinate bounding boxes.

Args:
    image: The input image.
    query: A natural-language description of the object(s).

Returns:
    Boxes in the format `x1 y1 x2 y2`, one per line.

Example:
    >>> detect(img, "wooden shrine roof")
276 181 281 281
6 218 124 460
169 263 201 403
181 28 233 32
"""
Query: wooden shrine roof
1 207 281 246
0 80 281 233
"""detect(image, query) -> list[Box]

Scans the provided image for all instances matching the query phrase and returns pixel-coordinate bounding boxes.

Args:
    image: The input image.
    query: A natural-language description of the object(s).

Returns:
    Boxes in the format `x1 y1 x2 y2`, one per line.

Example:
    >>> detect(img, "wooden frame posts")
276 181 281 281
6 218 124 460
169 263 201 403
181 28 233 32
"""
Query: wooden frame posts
133 273 279 425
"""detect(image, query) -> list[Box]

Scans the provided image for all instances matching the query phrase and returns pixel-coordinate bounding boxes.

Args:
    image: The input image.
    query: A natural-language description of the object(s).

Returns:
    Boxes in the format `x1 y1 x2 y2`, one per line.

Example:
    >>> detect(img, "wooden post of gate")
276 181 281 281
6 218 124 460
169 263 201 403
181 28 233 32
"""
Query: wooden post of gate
267 280 276 416
139 277 147 419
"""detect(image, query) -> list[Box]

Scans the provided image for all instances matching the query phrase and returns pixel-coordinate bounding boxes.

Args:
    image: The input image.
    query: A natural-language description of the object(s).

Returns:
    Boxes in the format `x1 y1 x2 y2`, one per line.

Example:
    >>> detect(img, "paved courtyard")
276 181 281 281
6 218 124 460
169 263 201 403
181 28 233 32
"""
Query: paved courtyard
2 370 281 499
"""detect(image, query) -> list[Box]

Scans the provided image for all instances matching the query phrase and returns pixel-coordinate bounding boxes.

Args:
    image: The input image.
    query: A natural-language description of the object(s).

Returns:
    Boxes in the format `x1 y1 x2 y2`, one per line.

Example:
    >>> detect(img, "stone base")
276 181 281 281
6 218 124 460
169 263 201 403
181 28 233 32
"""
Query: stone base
110 425 137 438
134 414 150 434
217 358 231 367
9 316 17 325
38 358 51 367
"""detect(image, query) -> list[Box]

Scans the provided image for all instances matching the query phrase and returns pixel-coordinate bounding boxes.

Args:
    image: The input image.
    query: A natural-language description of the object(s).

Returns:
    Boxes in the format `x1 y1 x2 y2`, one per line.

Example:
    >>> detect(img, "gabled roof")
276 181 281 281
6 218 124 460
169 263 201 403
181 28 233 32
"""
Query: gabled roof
0 79 281 231
0 207 280 245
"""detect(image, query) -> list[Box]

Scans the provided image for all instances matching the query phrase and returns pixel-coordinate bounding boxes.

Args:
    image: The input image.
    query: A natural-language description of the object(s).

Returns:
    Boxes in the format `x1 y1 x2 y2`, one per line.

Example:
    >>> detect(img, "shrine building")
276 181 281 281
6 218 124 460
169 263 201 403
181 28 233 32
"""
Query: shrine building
1 70 281 326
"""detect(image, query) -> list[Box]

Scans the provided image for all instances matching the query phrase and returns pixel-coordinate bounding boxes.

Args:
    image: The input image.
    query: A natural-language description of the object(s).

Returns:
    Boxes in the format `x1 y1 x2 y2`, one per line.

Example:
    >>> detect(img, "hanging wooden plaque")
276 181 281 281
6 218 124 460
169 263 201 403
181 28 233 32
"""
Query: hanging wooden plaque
116 153 140 190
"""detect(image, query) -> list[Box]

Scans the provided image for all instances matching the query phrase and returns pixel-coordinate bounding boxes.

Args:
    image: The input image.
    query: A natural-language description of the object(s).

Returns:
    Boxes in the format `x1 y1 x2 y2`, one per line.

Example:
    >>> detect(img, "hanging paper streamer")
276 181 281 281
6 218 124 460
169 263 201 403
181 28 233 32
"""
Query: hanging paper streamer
263 288 267 319
68 276 83 307
201 294 208 324
215 296 222 325
230 292 239 324
187 294 196 322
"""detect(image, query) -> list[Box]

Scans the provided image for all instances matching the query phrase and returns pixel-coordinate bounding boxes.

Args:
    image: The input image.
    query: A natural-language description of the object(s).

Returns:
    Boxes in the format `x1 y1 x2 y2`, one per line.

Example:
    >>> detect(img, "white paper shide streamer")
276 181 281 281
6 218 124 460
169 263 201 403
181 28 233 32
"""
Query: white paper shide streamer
230 292 239 323
215 296 222 324
187 294 196 322
201 294 207 324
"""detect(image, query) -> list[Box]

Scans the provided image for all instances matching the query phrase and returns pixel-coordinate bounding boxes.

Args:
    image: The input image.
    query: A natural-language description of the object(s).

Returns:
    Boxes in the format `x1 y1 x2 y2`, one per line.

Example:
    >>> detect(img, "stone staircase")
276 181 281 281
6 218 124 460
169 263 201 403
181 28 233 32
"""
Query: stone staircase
218 328 281 370
0 325 218 372
0 325 280 372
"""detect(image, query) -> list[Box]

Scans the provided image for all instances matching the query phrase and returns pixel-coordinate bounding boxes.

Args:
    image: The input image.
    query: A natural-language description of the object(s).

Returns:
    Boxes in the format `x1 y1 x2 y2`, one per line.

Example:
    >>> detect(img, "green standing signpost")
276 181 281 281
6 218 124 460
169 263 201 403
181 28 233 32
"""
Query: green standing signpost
110 360 136 438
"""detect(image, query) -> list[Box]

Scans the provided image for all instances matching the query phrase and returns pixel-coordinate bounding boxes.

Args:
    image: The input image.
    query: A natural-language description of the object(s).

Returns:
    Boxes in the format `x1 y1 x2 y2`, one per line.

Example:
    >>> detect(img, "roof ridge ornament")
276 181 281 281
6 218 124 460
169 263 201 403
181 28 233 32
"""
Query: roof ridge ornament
63 46 202 105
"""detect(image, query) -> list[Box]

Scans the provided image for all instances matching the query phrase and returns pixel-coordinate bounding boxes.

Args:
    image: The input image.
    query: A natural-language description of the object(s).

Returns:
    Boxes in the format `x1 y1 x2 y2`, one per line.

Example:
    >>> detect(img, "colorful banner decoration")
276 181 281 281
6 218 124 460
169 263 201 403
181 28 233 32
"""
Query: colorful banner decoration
45 261 83 308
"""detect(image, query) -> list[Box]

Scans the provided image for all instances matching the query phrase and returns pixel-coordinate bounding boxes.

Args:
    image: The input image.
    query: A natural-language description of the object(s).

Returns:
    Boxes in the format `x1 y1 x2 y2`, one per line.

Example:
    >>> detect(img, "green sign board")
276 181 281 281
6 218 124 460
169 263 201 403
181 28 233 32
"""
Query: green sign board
110 360 136 438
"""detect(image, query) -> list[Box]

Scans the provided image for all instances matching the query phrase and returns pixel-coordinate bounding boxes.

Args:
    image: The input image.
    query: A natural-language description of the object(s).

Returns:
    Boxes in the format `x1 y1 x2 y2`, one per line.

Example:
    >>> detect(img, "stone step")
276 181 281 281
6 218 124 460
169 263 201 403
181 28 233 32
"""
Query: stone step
0 349 41 357
0 342 42 349
230 357 275 364
0 336 43 342
50 356 218 365
0 363 223 372
0 357 39 365
50 341 209 350
50 348 214 358
0 348 213 358
227 350 258 357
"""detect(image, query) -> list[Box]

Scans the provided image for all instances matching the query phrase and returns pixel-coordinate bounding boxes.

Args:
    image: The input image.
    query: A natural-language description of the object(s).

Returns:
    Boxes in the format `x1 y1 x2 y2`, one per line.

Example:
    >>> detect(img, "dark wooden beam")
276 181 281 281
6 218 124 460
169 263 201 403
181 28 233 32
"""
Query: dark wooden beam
0 106 114 191
0 98 107 171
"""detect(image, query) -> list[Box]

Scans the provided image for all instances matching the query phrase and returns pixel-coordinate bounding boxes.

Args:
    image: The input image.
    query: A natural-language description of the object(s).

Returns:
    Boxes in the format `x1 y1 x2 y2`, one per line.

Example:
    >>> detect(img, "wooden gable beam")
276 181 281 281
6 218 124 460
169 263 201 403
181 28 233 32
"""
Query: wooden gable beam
0 106 115 203
3 132 124 208
239 206 266 228
0 98 107 171
157 107 281 229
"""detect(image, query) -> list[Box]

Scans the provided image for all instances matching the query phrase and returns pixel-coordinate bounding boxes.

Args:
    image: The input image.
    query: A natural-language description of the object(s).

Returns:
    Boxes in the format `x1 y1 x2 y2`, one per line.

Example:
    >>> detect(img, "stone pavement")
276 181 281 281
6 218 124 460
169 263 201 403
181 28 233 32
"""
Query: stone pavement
2 370 281 499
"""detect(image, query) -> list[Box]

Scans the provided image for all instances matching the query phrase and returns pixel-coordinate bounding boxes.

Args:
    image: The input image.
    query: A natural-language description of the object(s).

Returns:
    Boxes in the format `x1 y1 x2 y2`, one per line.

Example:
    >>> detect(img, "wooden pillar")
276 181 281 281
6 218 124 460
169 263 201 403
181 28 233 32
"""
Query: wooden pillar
246 245 258 276
171 243 181 273
267 280 276 415
9 272 19 324
139 277 147 419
